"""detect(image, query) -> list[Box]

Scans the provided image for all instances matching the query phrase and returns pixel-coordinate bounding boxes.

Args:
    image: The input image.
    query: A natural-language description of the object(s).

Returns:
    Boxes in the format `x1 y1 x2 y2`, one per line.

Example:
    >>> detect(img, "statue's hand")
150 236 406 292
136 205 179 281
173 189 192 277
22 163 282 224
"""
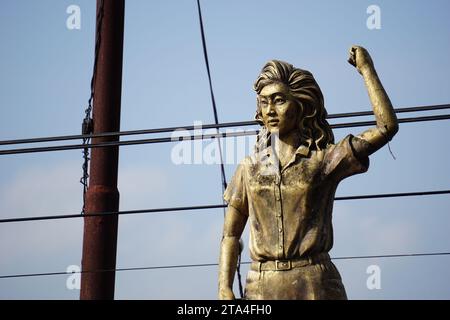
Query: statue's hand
348 45 374 74
218 287 235 300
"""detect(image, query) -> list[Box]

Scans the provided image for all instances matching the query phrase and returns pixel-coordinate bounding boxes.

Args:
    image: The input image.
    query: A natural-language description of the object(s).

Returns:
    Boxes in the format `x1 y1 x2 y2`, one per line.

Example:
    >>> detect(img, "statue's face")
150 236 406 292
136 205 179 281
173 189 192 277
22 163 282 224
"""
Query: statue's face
259 82 298 137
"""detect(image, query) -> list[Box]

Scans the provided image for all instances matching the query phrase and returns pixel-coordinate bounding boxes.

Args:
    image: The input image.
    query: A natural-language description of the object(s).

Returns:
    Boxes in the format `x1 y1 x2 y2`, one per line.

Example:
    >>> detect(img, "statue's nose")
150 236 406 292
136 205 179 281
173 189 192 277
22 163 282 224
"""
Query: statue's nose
267 103 276 115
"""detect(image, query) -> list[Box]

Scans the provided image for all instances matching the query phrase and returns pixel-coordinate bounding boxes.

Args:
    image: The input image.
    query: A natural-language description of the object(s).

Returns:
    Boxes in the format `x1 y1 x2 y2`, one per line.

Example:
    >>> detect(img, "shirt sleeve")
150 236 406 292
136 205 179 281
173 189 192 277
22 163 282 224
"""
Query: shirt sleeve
223 160 249 216
323 134 370 181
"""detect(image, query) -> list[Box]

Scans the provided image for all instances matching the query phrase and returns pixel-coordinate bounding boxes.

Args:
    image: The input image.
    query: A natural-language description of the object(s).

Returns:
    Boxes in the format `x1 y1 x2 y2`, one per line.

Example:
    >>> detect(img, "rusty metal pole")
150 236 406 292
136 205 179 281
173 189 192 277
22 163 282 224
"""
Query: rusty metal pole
80 0 125 300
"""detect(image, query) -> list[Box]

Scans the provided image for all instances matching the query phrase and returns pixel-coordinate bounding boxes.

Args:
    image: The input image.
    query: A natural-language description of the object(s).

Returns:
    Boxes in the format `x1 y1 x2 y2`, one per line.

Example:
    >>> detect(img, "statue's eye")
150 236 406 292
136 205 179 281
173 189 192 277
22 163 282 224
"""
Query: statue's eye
275 98 285 105
260 100 268 106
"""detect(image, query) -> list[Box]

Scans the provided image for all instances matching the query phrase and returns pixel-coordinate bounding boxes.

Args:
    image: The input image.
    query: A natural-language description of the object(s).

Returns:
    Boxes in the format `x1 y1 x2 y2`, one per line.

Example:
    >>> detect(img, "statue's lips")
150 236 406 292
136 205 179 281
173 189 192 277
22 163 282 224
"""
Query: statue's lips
268 119 279 125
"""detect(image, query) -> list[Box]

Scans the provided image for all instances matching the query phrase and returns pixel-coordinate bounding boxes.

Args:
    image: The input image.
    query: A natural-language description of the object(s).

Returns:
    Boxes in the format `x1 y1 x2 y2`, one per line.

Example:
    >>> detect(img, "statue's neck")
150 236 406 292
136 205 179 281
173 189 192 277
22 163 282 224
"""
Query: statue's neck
272 131 301 168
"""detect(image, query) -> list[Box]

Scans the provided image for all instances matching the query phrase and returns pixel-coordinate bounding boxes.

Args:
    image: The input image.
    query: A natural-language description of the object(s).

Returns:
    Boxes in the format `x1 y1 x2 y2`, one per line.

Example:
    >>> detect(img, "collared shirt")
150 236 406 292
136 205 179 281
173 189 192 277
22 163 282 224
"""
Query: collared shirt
224 134 369 262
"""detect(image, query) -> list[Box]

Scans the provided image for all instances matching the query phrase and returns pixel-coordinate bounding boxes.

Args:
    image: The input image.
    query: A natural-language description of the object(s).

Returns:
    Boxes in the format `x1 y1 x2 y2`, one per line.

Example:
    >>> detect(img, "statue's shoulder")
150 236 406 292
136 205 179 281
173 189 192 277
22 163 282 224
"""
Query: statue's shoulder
231 155 259 177
323 135 354 155
235 156 253 171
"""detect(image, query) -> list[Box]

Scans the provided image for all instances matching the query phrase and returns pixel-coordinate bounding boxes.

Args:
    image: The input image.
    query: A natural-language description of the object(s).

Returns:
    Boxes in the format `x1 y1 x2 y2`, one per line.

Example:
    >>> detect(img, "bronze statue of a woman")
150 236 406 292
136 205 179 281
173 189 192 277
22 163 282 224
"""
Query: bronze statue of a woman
218 46 398 300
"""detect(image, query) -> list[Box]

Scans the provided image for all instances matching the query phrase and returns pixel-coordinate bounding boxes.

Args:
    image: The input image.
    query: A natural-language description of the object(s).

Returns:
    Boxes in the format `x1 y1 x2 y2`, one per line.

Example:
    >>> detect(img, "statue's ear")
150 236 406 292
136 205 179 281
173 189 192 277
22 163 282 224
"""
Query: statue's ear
254 101 264 125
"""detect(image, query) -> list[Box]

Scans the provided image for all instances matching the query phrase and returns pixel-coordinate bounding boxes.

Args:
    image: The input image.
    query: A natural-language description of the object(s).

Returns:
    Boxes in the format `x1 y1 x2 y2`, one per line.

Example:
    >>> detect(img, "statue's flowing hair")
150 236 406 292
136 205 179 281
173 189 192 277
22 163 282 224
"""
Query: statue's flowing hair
253 60 334 153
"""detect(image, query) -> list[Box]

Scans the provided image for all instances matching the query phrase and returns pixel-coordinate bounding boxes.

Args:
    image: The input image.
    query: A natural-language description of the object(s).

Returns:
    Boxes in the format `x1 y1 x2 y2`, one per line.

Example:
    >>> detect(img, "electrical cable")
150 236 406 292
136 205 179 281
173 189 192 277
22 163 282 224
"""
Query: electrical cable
1 113 449 156
1 251 449 280
0 189 448 224
196 0 227 193
0 104 448 147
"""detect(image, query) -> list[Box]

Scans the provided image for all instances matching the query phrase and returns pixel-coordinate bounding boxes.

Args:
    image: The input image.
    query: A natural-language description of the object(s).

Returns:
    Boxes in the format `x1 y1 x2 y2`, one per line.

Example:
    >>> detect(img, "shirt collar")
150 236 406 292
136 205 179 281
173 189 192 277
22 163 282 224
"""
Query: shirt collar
261 143 311 170
263 143 310 157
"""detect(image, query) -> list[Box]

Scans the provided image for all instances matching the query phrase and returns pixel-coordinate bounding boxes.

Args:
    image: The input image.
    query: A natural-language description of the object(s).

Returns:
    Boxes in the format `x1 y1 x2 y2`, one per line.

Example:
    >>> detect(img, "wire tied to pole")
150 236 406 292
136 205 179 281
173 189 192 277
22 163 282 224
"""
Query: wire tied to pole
80 0 105 214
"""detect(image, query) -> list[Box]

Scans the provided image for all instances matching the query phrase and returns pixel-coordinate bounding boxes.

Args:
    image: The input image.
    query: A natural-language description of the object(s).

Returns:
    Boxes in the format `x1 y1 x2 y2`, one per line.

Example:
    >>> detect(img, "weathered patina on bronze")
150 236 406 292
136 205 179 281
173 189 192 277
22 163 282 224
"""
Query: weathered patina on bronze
218 46 398 300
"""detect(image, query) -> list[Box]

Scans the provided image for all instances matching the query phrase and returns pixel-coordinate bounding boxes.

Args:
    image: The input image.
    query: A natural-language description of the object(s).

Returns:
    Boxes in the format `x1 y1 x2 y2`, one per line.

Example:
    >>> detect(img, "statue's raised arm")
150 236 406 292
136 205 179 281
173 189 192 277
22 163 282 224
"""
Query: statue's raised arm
347 45 399 157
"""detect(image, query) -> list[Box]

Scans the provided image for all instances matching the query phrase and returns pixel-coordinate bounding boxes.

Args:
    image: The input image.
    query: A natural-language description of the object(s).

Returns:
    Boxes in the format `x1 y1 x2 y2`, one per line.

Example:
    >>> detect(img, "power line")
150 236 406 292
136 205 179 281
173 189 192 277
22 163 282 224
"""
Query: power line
0 189 448 224
1 251 449 280
330 252 450 261
0 104 448 147
196 0 228 193
196 0 242 297
0 129 258 156
334 189 450 200
333 114 450 129
0 204 225 224
1 113 449 156
327 103 450 119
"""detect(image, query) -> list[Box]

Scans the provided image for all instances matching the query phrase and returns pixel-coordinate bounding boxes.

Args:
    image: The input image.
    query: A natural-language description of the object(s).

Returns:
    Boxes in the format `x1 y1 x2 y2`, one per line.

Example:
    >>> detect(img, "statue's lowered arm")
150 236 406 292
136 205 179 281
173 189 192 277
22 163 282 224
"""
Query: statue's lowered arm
218 206 247 300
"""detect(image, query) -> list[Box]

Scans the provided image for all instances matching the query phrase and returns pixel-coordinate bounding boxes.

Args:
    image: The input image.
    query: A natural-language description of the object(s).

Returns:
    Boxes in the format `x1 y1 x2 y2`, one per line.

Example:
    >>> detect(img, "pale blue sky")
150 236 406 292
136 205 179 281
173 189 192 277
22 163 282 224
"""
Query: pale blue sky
0 0 449 299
